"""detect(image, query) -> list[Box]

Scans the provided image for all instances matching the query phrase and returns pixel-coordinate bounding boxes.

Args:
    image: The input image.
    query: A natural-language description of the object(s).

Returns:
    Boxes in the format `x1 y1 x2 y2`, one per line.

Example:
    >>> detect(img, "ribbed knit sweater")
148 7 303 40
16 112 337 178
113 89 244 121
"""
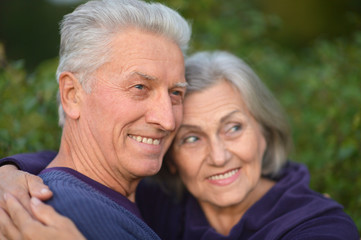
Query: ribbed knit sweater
39 167 160 240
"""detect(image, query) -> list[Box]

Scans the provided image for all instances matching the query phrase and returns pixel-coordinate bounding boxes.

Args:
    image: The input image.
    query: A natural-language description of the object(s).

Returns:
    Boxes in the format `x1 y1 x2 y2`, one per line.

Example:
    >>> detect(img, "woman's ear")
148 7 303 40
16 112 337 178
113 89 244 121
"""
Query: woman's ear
58 72 83 120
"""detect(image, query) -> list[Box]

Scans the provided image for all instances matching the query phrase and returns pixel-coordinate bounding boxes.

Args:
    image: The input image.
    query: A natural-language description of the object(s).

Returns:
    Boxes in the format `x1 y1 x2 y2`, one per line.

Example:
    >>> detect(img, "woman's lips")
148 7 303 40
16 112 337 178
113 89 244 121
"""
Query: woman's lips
207 168 241 186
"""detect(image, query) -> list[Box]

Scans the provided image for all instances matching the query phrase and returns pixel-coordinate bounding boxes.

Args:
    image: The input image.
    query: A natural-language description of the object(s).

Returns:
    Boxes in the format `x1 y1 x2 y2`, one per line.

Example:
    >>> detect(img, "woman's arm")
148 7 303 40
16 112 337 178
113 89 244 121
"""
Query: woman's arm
0 193 85 240
0 151 57 174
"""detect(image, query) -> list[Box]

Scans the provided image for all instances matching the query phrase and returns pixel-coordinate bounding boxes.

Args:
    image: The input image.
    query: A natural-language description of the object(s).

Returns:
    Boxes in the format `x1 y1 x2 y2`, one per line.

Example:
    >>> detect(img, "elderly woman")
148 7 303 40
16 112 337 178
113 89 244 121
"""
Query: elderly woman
0 51 359 239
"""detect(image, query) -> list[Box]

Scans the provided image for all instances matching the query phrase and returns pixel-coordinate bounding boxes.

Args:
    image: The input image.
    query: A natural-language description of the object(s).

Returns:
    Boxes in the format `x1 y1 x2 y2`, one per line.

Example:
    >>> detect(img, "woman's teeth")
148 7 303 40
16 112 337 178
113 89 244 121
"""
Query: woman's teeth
130 135 160 145
208 169 239 180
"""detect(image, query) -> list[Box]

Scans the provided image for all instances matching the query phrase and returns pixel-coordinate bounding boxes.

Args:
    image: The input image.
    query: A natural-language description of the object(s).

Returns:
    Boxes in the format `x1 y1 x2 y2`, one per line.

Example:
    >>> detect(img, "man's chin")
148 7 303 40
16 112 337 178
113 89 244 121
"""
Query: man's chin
136 160 163 177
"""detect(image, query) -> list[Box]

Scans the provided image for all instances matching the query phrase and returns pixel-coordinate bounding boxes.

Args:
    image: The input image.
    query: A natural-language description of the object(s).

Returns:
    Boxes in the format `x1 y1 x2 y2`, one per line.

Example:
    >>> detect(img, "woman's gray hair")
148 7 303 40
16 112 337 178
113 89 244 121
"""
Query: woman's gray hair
57 0 191 126
184 51 292 177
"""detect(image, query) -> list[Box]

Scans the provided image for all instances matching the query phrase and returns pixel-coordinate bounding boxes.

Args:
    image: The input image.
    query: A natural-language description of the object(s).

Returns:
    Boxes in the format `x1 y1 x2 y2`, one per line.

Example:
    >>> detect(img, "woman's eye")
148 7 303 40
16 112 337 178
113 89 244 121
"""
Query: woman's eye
227 124 241 133
183 136 199 144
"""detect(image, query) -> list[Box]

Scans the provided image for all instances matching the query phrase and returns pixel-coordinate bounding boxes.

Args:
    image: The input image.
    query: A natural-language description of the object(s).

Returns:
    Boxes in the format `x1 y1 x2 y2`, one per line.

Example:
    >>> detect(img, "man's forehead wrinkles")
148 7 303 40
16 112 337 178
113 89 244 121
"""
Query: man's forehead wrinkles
132 71 157 81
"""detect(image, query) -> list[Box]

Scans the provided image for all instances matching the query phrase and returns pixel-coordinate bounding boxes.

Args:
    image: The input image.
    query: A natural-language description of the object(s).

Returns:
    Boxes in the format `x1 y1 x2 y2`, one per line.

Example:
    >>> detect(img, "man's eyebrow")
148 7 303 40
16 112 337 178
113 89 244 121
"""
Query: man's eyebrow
132 71 188 88
174 82 188 88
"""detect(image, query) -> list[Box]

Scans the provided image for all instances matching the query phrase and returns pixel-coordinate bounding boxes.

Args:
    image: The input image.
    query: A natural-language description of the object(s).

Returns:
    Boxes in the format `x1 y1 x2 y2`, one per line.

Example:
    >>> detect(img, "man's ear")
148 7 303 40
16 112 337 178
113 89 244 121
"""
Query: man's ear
58 72 84 120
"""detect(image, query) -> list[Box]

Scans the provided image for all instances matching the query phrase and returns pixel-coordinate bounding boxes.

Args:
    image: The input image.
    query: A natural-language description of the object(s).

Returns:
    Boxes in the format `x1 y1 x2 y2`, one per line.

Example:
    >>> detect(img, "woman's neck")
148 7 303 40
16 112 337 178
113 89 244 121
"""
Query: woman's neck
199 177 275 236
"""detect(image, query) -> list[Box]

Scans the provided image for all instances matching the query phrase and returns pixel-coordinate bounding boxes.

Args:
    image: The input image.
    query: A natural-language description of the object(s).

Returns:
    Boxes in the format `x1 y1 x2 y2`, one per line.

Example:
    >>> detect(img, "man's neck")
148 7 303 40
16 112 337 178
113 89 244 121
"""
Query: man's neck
48 126 140 202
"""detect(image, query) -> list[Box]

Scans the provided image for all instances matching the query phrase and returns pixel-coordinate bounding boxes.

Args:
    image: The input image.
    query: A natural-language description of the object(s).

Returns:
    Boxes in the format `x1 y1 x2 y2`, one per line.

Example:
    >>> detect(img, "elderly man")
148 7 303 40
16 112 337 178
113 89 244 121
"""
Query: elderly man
0 0 191 239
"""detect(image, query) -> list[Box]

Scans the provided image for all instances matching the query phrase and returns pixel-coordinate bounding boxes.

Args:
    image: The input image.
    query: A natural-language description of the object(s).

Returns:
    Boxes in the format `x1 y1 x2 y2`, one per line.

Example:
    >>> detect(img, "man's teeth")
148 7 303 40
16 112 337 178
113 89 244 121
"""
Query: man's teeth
130 135 160 145
208 169 239 180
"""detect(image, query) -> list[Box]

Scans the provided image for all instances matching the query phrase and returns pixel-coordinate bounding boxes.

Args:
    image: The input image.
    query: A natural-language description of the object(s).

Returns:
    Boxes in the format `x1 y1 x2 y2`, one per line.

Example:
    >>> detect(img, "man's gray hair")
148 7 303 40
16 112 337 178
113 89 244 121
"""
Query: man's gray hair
57 0 191 126
184 51 292 177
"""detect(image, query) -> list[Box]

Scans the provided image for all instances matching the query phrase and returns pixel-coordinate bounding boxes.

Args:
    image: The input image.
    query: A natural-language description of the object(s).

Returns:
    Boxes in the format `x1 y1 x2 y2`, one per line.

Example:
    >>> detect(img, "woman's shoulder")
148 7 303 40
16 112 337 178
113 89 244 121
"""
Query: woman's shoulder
281 210 359 240
266 161 352 220
243 161 359 239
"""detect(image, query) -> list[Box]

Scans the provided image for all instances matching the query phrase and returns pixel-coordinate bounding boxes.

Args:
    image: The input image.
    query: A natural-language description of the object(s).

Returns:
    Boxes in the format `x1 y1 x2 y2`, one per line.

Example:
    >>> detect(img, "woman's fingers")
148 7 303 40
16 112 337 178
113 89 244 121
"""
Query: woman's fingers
0 204 21 240
0 165 52 213
2 193 85 240
0 165 20 208
4 192 35 233
30 197 60 226
0 231 10 240
26 174 53 200
0 232 7 240
0 165 35 213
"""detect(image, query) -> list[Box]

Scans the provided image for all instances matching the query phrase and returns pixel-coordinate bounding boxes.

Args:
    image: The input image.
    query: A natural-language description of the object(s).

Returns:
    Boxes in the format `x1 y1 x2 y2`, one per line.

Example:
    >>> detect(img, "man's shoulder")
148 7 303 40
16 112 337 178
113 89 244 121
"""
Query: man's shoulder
39 168 99 197
39 168 135 217
39 168 126 216
39 168 160 240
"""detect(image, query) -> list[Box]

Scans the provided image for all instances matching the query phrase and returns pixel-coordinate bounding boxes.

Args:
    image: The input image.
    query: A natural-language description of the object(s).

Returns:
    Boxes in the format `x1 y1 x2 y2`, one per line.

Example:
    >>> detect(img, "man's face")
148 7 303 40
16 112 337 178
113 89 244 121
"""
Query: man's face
80 28 186 183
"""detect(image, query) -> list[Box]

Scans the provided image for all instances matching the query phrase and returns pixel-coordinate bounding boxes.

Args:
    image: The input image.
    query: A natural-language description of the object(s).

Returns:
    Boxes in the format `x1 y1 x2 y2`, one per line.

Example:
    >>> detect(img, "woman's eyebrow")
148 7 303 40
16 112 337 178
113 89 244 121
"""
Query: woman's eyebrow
178 111 242 131
220 110 241 123
177 124 201 132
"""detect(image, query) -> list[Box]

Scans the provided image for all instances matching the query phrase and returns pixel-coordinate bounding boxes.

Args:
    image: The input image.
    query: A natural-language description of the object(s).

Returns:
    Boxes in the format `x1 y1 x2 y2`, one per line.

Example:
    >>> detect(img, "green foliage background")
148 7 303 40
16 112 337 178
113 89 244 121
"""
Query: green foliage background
0 0 360 234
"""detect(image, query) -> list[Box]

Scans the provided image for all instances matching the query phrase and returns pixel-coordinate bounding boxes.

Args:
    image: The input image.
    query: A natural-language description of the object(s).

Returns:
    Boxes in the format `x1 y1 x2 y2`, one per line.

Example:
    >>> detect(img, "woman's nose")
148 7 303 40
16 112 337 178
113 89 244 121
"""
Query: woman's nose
207 139 231 166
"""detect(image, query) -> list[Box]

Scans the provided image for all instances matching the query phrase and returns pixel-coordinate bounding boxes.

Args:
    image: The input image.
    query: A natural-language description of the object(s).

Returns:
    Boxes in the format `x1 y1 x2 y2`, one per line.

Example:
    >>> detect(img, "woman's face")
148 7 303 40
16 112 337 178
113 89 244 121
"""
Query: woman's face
170 80 267 209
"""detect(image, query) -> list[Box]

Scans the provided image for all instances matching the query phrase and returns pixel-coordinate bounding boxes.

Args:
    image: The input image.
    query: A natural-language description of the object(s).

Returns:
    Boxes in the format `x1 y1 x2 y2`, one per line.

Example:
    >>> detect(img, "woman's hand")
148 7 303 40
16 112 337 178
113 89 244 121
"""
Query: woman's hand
0 165 52 213
0 193 85 240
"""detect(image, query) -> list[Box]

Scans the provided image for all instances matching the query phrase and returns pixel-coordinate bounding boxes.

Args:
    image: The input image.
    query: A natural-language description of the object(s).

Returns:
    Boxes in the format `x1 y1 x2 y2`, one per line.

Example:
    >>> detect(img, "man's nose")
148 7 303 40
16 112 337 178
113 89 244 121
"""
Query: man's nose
146 92 176 131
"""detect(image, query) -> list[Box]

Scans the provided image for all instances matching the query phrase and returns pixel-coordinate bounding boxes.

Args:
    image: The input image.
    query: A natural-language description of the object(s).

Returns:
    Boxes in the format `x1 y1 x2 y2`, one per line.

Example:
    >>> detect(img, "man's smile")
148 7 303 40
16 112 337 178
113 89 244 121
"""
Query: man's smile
128 134 161 145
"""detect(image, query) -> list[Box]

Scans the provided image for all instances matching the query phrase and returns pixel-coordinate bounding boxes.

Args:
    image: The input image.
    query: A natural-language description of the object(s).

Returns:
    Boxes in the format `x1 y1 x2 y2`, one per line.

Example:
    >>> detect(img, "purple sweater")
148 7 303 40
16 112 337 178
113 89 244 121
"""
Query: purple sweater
136 162 359 240
39 167 160 240
1 152 359 239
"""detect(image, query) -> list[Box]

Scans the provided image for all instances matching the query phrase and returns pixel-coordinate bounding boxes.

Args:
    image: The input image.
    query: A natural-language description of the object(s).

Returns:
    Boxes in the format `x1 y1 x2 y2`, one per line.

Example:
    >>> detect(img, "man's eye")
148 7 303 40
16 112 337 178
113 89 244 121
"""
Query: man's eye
134 84 145 90
171 90 182 96
170 89 185 105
